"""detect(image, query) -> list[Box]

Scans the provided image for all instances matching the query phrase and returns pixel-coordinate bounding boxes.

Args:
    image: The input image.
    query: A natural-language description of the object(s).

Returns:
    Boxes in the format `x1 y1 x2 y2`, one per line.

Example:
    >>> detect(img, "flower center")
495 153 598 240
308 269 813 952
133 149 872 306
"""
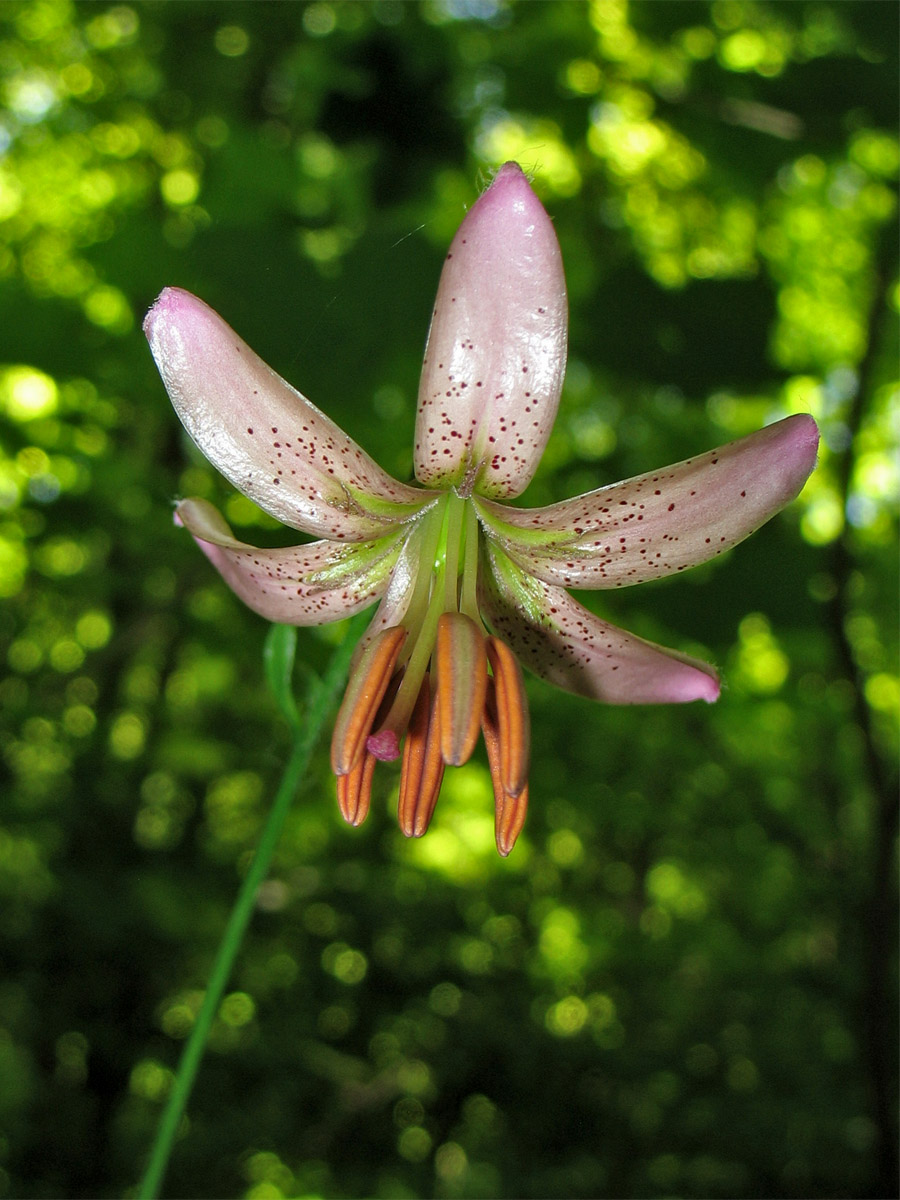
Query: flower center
371 490 481 753
330 490 531 855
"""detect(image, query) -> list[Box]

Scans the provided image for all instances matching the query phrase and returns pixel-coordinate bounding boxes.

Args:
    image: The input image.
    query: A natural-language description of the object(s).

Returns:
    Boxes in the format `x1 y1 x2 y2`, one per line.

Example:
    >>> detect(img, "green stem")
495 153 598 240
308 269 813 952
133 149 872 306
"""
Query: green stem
459 500 481 623
381 574 446 739
395 494 447 658
442 492 465 611
377 497 450 739
137 622 361 1200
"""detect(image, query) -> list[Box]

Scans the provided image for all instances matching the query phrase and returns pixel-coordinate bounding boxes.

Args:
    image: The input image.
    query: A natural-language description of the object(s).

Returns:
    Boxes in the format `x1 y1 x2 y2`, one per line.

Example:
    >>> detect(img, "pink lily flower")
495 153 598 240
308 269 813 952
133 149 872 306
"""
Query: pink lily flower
144 163 819 856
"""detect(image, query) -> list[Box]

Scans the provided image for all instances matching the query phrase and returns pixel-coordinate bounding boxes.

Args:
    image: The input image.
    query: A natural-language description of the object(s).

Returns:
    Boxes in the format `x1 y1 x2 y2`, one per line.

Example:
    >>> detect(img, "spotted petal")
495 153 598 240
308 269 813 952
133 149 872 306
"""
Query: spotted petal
476 415 819 589
175 498 400 625
145 288 434 541
414 163 567 500
480 542 720 705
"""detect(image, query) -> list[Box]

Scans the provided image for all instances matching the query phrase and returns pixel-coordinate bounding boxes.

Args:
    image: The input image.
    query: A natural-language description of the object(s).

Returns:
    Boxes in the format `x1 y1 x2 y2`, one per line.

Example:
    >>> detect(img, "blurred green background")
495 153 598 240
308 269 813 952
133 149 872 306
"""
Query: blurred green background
0 1 897 1197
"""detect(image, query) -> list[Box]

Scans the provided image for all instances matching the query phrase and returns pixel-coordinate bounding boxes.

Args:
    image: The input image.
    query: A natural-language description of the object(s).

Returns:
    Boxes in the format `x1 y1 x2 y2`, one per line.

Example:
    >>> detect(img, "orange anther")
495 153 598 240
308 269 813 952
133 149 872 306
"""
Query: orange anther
331 626 407 775
337 750 377 827
496 784 529 858
398 675 445 838
486 636 530 798
482 677 530 856
435 612 488 766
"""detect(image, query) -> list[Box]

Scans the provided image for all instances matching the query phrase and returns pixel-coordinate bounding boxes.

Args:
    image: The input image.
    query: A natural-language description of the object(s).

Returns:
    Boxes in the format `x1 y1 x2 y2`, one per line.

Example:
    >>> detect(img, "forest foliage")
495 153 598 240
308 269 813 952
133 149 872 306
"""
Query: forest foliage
0 2 897 1197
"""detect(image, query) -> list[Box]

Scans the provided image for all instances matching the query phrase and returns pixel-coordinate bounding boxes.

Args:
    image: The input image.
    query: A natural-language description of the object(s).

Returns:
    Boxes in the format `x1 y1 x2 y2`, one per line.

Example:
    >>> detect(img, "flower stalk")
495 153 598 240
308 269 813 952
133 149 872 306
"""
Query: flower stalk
136 622 362 1199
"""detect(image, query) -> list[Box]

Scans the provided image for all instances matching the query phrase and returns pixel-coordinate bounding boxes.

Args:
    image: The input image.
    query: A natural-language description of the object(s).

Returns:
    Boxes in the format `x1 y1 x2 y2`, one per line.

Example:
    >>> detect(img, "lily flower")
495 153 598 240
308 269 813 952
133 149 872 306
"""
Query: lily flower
144 162 819 856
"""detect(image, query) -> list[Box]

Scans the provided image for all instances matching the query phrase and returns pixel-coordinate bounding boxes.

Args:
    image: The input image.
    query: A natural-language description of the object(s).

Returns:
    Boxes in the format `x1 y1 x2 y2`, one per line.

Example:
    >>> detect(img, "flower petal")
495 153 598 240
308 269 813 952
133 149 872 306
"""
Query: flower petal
176 497 399 624
476 415 819 588
480 542 720 705
414 162 567 500
146 288 433 540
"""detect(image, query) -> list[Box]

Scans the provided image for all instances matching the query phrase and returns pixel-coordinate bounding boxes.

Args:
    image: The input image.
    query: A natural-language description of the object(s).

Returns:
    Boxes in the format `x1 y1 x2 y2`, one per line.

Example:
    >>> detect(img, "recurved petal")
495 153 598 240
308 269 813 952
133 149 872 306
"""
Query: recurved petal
414 163 567 500
145 288 434 541
175 497 399 624
480 542 720 705
476 415 819 589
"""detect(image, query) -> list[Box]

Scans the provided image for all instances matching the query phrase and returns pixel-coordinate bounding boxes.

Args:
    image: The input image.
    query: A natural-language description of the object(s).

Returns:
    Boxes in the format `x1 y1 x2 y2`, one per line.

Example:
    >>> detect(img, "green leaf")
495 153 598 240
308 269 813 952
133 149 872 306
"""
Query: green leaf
263 623 301 732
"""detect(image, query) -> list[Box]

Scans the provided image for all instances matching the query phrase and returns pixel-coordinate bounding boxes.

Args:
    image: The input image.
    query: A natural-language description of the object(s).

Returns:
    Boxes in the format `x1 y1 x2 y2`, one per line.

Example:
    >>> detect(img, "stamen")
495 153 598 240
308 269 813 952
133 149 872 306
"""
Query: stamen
398 675 444 838
392 493 448 657
337 750 377 826
374 575 444 752
483 678 529 857
331 626 407 774
497 783 529 858
442 493 466 610
459 499 481 621
435 612 488 766
486 636 530 797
